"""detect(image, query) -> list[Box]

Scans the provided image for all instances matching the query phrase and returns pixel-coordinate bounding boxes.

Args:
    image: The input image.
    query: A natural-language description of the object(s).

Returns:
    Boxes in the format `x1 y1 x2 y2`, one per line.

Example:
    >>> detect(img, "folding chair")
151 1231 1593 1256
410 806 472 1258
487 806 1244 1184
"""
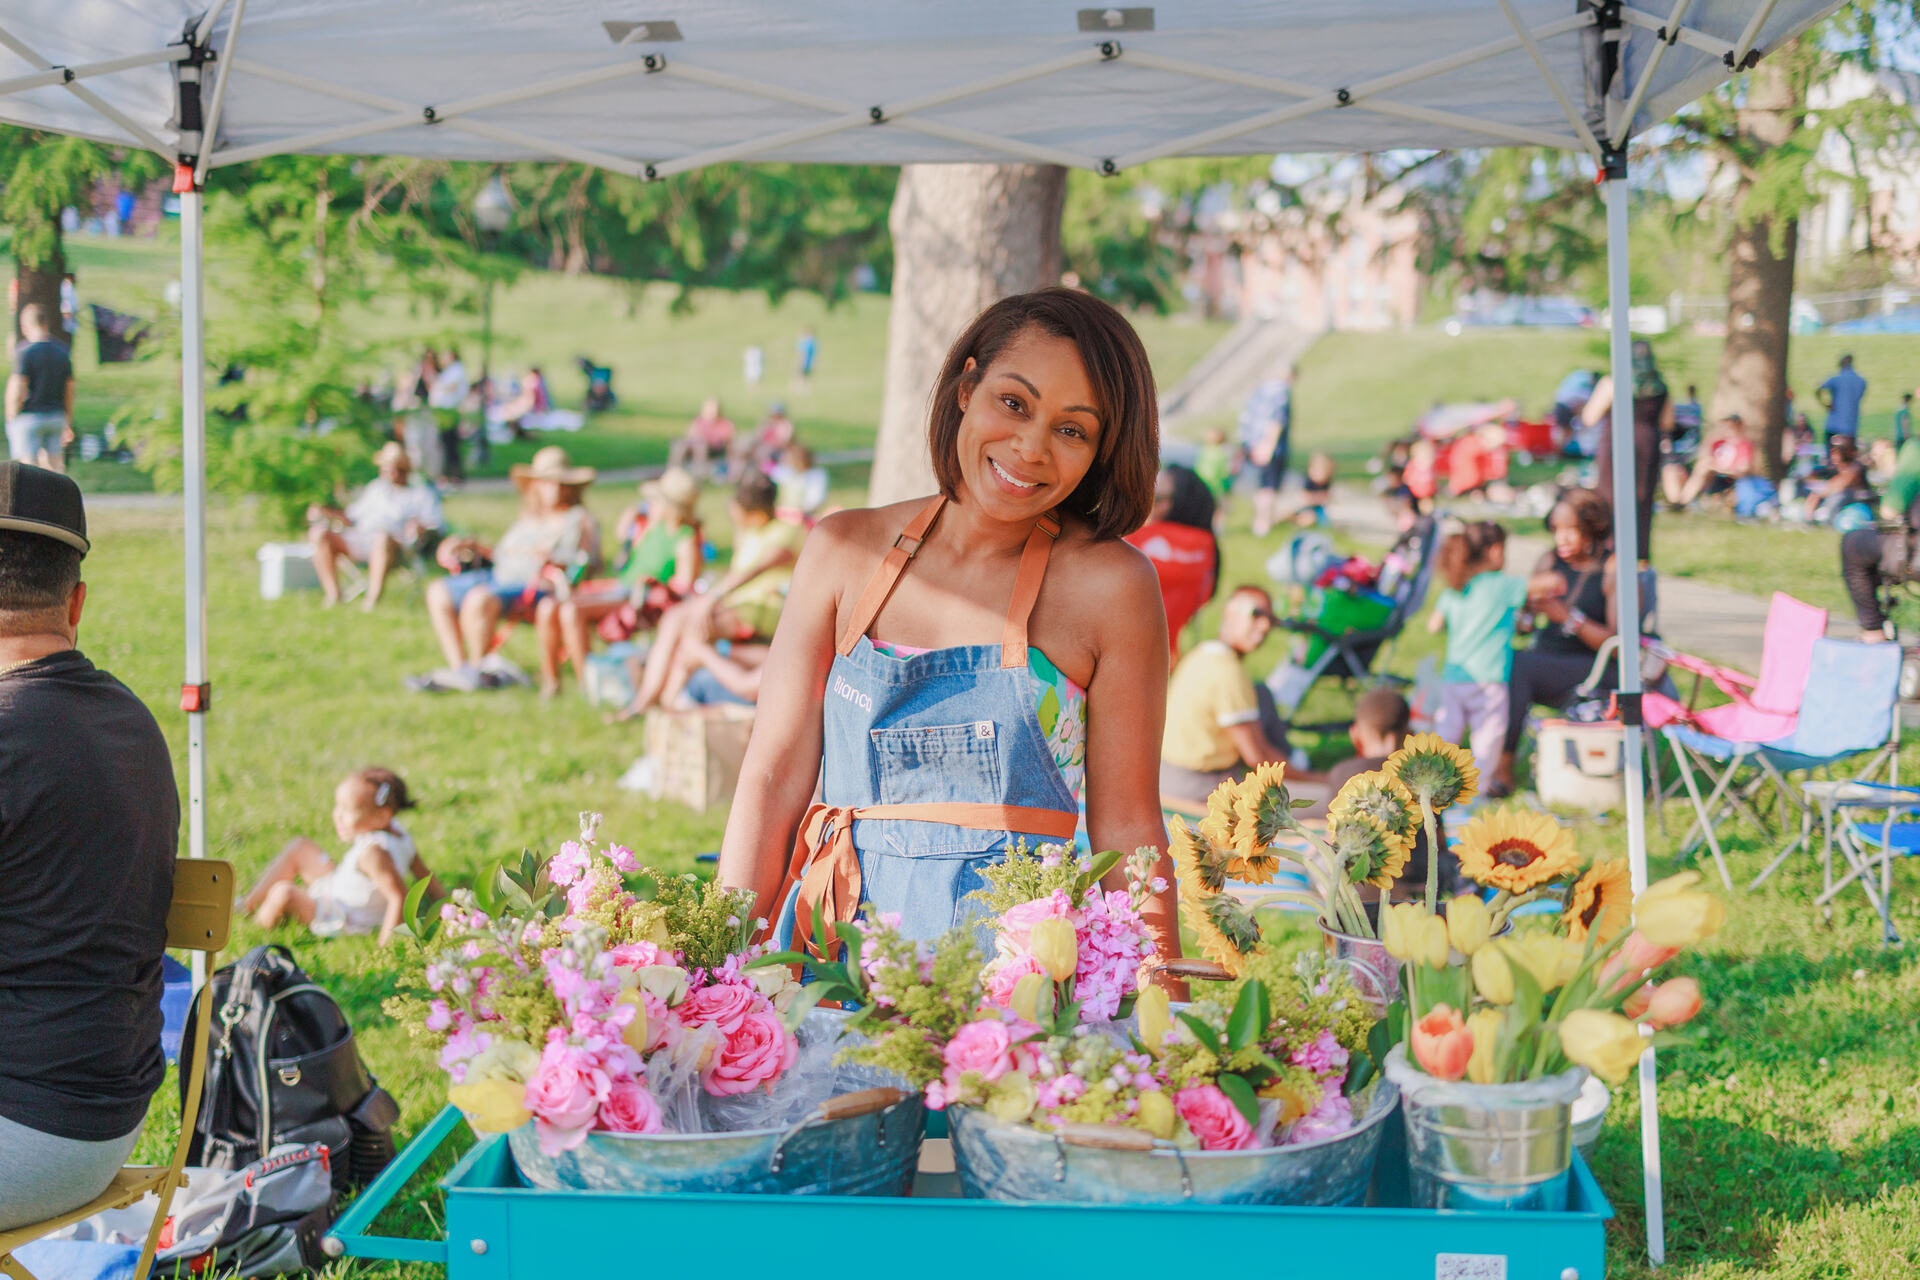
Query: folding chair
1814 782 1920 948
0 860 234 1280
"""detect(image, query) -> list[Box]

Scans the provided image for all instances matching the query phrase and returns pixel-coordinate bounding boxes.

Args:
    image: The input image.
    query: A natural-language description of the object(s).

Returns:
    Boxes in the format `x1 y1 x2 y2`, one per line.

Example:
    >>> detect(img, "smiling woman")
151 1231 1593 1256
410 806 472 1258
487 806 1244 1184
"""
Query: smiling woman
717 288 1183 982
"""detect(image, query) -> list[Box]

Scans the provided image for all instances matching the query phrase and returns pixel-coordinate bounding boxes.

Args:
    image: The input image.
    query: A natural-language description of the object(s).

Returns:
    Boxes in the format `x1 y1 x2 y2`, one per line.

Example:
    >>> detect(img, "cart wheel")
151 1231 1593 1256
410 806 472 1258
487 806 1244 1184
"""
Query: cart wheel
1900 655 1920 703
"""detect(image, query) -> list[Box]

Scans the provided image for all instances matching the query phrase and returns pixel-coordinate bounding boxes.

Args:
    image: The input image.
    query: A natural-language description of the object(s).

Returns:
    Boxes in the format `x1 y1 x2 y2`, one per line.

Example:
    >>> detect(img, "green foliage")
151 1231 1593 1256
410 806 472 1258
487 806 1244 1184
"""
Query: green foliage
0 129 163 270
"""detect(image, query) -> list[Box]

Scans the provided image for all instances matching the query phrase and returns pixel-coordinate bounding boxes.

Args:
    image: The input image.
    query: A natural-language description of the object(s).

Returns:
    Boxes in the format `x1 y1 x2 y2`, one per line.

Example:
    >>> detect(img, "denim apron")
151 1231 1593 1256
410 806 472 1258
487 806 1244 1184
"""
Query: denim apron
777 495 1080 954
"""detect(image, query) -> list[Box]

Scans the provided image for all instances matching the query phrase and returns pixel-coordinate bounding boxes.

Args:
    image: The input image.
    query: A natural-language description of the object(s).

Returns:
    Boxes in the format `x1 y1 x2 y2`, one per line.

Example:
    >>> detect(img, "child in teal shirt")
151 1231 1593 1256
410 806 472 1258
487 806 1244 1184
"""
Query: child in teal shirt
1427 521 1529 776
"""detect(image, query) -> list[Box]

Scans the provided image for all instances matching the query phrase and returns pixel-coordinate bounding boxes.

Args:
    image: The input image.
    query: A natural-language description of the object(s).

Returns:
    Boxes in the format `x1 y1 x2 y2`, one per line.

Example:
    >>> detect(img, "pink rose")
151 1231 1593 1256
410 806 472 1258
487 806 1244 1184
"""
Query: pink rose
984 954 1047 1010
703 1010 798 1096
942 1019 1014 1083
997 893 1072 953
525 1041 606 1154
597 1078 664 1134
678 980 761 1035
1175 1084 1254 1151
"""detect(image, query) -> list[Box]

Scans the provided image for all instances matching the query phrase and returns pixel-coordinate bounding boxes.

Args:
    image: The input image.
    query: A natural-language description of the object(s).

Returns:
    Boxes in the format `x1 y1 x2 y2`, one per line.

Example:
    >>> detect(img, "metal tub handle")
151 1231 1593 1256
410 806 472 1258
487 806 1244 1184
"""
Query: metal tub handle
768 1087 911 1173
1052 1123 1196 1200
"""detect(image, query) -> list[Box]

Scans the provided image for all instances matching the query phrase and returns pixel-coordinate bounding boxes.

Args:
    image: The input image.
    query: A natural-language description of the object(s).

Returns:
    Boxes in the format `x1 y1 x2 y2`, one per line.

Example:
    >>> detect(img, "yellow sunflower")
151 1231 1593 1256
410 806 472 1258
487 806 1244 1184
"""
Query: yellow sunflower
1232 760 1298 851
1383 733 1481 811
1186 891 1260 977
1454 808 1581 892
1563 859 1633 943
1200 778 1241 849
1328 810 1411 889
1328 770 1421 846
1168 817 1232 896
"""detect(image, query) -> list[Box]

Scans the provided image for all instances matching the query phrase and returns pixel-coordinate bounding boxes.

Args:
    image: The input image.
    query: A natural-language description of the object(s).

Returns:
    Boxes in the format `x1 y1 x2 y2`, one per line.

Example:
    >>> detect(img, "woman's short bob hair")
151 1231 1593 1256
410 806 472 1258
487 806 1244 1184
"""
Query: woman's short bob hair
1549 487 1613 551
927 287 1158 540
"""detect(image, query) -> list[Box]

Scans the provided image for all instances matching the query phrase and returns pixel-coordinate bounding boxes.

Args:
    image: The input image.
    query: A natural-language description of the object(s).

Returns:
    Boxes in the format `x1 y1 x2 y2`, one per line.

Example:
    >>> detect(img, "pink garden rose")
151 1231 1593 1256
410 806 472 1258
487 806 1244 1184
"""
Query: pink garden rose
1175 1084 1254 1151
525 1039 607 1154
942 1019 1014 1083
996 892 1074 955
984 954 1048 1011
677 980 761 1035
702 1010 798 1096
597 1077 664 1134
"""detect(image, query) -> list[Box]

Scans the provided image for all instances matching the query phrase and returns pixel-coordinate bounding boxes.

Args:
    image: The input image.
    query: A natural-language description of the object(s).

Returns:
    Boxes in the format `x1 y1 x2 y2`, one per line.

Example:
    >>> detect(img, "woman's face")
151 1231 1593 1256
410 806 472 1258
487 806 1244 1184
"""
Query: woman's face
954 329 1101 525
1549 506 1591 562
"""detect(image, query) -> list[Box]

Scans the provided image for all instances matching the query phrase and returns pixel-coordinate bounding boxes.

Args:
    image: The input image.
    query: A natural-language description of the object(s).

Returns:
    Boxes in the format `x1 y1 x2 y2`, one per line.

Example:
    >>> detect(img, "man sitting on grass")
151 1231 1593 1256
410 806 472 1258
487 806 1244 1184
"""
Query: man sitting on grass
308 441 445 609
1159 585 1300 805
0 462 178 1229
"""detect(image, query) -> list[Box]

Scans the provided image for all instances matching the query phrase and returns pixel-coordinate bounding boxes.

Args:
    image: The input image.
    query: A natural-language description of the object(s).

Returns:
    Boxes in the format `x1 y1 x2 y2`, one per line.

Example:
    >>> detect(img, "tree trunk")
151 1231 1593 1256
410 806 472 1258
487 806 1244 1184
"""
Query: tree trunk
1712 58 1803 482
869 164 1066 506
13 228 64 345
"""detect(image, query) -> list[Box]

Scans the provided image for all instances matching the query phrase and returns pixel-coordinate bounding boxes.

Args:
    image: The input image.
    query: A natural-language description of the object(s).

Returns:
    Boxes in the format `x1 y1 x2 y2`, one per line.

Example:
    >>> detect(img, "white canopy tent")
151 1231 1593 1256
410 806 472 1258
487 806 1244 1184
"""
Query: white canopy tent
1 0 1844 1262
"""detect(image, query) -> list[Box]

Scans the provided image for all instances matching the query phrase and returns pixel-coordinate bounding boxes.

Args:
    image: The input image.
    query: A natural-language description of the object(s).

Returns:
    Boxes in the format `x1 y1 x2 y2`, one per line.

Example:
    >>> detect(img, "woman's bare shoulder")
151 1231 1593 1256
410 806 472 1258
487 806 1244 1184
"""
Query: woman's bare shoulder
1053 524 1162 604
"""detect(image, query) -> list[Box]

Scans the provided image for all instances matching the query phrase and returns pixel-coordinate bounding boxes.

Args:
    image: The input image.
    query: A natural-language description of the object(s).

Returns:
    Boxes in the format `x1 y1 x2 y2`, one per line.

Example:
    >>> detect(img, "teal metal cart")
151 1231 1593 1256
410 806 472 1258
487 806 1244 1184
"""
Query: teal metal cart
330 1107 1613 1280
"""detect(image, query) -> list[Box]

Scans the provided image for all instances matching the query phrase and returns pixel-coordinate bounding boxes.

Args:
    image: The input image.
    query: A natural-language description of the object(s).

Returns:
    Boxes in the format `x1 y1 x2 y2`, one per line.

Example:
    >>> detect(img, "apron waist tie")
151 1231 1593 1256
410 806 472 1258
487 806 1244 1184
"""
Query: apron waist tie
783 801 1080 957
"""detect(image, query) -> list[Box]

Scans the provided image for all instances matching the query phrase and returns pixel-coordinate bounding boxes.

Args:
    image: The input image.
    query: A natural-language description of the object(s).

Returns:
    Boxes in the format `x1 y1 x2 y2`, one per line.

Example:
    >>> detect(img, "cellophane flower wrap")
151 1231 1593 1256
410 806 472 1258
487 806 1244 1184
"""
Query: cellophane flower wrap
388 813 801 1155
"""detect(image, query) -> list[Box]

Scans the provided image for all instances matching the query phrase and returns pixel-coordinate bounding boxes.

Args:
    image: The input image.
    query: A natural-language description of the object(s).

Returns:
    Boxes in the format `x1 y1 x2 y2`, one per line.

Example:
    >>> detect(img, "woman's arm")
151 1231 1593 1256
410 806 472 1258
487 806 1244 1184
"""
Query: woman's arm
1081 546 1183 985
669 528 701 597
1580 378 1613 428
716 524 844 929
358 848 412 948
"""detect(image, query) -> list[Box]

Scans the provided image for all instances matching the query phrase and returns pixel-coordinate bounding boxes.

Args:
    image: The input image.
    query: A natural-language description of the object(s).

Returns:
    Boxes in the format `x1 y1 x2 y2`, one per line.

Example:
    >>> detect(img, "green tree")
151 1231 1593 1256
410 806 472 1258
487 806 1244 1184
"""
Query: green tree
0 129 162 337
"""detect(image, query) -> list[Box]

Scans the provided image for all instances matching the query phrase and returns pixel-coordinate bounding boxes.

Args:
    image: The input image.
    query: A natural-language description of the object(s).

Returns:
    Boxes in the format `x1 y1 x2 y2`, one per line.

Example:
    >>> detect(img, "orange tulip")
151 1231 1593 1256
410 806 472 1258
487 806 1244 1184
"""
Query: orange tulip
1620 982 1655 1020
1410 1003 1475 1081
1646 977 1704 1029
1602 931 1680 990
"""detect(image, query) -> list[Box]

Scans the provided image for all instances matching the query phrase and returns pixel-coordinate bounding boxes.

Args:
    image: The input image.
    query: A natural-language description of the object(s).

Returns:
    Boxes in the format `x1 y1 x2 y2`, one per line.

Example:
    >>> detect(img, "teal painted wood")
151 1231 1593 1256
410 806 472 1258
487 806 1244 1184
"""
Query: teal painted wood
354 1121 1612 1280
322 1104 462 1265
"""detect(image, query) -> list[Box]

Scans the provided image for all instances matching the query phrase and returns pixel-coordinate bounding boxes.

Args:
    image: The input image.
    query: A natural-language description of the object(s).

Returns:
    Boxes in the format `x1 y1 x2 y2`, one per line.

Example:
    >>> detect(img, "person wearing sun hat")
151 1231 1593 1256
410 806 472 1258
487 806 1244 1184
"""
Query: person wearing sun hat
307 440 447 609
0 462 180 1229
421 444 601 691
533 465 705 697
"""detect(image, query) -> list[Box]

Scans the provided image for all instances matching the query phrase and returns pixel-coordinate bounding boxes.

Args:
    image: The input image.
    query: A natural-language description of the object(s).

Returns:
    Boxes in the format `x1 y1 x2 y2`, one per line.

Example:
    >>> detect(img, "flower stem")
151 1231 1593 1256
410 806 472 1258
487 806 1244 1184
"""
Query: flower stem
1421 795 1442 914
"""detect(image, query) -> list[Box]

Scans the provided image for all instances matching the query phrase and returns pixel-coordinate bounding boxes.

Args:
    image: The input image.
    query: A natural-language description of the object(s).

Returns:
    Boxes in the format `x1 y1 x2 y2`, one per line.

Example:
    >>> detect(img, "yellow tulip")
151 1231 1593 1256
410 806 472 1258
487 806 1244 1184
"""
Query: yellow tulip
1411 911 1451 969
1030 918 1080 983
1011 972 1048 1024
449 1078 533 1134
1472 945 1515 1004
1136 1089 1177 1140
1465 1008 1504 1085
1384 902 1445 965
1380 901 1412 960
1136 983 1173 1052
1445 894 1493 956
1558 1009 1646 1084
615 989 650 1054
1633 872 1729 949
1502 934 1568 993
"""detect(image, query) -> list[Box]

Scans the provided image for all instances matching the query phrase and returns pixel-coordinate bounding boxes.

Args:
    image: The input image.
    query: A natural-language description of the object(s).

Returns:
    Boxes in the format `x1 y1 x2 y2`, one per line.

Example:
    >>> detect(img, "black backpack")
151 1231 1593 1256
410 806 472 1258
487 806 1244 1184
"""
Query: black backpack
180 945 400 1198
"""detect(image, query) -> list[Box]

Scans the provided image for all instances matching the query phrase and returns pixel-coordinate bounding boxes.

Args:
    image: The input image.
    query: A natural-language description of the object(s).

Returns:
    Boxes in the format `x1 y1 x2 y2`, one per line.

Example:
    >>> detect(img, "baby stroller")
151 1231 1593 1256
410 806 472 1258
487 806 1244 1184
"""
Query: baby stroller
1264 515 1440 727
577 356 617 413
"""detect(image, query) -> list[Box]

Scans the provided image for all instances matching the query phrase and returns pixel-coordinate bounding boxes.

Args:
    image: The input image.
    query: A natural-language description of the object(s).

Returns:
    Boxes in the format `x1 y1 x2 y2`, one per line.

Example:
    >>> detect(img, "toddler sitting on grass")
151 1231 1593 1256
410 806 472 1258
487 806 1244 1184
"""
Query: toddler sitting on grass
242 767 439 946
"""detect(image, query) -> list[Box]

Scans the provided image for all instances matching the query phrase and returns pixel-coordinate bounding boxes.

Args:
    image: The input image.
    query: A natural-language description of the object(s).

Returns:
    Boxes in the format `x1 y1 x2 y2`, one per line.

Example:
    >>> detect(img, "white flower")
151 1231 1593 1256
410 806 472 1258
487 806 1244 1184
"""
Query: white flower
635 964 690 1006
747 964 802 1012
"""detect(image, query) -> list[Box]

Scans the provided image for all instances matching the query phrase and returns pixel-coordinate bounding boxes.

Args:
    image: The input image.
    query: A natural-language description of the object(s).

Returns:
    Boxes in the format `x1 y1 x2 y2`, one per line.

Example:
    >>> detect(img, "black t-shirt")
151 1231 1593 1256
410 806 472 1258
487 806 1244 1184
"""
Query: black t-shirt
0 650 178 1141
13 340 73 415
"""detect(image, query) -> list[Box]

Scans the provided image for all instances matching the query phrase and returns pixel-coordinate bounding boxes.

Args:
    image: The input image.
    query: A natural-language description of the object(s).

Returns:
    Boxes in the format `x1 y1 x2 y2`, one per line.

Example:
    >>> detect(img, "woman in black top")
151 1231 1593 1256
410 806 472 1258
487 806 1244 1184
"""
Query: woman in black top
1494 488 1618 796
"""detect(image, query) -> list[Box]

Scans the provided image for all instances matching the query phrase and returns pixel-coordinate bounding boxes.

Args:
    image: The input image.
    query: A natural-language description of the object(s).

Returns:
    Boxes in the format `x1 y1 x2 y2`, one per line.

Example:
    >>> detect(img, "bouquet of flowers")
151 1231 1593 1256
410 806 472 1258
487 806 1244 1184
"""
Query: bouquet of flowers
387 814 805 1155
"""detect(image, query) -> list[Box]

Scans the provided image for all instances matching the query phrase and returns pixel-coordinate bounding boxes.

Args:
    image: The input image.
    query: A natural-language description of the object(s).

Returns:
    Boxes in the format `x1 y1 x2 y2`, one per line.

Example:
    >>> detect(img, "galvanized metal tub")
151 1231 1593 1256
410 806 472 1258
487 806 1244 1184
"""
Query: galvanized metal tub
947 1077 1398 1206
1384 1045 1586 1213
1318 913 1512 1008
507 1010 923 1195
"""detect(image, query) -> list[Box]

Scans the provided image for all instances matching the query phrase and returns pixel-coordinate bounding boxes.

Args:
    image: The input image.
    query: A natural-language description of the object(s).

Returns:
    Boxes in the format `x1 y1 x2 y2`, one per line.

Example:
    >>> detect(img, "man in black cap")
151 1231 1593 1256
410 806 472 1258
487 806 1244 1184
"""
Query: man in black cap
0 462 179 1229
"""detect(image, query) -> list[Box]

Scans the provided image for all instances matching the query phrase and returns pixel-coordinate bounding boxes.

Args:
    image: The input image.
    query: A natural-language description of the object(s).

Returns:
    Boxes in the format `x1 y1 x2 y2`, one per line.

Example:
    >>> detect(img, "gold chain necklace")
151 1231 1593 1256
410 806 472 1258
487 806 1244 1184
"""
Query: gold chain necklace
0 656 43 679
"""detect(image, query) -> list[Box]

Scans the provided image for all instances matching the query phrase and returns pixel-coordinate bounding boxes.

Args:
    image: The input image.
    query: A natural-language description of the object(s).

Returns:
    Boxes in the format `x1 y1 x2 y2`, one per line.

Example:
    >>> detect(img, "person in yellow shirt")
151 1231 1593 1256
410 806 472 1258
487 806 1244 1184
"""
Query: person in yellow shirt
1160 585 1295 803
614 471 805 721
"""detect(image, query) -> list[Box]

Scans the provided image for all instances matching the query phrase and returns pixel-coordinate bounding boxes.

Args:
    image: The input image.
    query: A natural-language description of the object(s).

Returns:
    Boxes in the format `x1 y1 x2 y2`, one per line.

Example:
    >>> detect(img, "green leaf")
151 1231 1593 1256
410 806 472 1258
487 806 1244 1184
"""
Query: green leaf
1075 848 1125 895
1113 992 1137 1021
1345 1050 1376 1096
1226 979 1271 1053
402 878 438 945
747 951 812 968
1178 1012 1223 1058
1216 1071 1261 1125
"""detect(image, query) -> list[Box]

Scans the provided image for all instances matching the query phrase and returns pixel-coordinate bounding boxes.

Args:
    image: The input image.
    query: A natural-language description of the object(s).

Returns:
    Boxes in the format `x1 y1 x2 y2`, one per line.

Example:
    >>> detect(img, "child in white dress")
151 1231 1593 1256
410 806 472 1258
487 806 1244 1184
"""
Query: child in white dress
242 768 438 946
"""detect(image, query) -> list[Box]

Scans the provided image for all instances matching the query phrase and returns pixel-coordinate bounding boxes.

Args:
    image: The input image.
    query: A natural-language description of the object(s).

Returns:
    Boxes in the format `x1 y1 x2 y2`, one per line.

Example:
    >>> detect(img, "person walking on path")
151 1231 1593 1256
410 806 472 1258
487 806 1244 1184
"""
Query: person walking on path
0 462 178 1230
428 346 470 485
1895 390 1913 451
1586 340 1671 567
5 304 74 473
1818 354 1867 443
1242 367 1293 537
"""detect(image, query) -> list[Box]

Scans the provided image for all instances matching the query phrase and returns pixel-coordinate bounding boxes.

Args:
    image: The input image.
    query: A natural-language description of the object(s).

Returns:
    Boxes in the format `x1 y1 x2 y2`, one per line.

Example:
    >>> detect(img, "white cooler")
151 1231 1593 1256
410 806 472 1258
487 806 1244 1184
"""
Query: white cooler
257 542 321 600
1535 719 1627 814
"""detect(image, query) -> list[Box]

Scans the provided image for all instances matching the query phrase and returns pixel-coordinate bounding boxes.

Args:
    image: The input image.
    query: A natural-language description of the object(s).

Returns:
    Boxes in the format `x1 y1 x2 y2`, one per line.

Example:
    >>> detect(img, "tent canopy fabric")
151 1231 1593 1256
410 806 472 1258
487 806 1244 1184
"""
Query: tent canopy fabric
1 2 1838 177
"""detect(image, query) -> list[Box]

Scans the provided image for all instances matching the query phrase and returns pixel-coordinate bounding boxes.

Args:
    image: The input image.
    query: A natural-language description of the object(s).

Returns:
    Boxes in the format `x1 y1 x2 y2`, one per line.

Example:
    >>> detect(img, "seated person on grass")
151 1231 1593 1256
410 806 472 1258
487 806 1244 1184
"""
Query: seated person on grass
308 441 446 609
243 767 441 948
0 464 178 1230
1666 413 1755 508
614 470 804 722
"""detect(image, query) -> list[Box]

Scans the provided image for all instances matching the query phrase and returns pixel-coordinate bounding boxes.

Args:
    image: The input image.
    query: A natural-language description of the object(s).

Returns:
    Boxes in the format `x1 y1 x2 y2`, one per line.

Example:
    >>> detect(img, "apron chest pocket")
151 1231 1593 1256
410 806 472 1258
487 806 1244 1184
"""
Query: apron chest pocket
870 720 1003 807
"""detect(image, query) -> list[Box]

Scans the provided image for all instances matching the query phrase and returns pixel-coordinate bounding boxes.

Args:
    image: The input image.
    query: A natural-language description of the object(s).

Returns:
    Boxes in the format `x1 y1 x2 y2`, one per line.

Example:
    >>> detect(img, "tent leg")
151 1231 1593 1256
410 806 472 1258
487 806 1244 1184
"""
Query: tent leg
180 182 210 983
1604 171 1665 1268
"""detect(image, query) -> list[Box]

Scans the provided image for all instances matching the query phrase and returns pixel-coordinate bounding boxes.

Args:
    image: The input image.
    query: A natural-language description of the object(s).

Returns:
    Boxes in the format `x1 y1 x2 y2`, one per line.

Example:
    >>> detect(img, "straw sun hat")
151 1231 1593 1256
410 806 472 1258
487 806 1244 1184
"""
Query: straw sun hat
511 445 596 487
641 466 701 520
372 441 410 471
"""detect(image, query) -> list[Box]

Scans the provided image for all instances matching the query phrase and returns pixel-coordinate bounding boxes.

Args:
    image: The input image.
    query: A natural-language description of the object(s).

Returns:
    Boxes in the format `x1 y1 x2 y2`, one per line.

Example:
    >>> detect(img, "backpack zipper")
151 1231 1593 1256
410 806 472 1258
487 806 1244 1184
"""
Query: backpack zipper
255 983 345 1154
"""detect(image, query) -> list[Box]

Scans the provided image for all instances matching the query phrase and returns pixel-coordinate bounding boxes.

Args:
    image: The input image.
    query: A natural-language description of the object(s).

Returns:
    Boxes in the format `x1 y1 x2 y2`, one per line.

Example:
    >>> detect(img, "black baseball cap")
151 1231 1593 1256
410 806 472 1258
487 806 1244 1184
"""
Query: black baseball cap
0 461 89 555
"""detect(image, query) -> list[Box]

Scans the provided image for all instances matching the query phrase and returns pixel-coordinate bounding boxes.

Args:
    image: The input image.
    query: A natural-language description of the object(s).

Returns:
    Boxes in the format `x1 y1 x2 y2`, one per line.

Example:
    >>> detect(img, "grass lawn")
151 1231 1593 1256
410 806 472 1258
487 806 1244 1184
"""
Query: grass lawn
67 458 1916 1279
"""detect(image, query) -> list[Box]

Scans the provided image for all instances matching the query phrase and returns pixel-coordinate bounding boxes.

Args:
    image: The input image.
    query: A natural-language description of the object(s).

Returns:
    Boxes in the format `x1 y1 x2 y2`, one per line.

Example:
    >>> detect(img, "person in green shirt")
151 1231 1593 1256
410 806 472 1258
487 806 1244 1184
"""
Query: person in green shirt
1427 522 1530 777
1895 391 1913 451
1193 427 1237 500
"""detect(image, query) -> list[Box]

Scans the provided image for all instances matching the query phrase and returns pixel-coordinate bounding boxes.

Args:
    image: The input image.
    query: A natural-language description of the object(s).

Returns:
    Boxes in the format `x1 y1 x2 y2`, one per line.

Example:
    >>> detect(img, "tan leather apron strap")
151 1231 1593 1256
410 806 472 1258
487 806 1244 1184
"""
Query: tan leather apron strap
784 800 1079 957
1000 512 1061 669
835 496 947 657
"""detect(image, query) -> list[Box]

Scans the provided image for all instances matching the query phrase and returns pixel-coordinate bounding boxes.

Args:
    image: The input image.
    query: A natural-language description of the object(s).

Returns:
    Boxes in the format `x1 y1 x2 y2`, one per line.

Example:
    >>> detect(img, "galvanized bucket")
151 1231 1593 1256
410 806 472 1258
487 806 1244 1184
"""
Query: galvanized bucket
507 1010 924 1195
1571 1076 1610 1159
947 1077 1398 1206
1383 1045 1586 1213
1317 918 1401 1005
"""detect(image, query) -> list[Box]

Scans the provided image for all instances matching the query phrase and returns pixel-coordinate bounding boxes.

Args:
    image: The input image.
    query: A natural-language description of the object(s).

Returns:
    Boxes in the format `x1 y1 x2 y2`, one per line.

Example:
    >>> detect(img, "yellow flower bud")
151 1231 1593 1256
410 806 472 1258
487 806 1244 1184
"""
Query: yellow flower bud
1633 872 1729 949
1445 894 1493 956
1502 933 1568 992
1030 917 1080 983
1136 983 1173 1053
1136 1089 1177 1140
615 989 650 1054
984 1071 1038 1123
449 1078 533 1134
1380 901 1411 960
1412 911 1451 969
1472 945 1515 1004
1382 902 1435 962
1465 1008 1504 1085
1558 1008 1646 1084
1011 972 1048 1024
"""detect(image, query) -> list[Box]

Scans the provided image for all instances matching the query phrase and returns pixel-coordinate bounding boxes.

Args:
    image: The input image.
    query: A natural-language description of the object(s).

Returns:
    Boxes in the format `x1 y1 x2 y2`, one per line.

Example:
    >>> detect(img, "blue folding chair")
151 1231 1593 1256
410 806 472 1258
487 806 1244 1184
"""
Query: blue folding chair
1817 782 1920 948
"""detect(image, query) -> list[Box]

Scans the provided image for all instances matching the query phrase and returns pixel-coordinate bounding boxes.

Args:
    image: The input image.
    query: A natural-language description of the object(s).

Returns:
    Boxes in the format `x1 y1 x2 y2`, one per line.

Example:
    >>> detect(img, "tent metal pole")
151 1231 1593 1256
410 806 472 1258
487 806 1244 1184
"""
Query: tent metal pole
1617 0 1698 140
192 0 249 188
0 24 176 157
180 183 210 987
0 46 187 99
1605 171 1666 1268
1619 6 1734 60
1493 0 1605 163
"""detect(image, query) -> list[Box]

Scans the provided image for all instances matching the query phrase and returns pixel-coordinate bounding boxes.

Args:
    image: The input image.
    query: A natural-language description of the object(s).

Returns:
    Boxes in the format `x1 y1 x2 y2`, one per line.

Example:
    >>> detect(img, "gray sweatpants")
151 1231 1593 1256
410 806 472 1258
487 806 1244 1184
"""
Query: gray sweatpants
0 1111 144 1231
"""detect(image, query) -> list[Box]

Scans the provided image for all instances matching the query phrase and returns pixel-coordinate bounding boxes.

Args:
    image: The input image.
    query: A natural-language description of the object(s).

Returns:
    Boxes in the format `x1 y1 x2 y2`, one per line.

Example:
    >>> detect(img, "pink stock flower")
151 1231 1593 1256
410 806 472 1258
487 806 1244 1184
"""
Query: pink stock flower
425 1000 454 1033
678 980 762 1035
923 1079 952 1111
1289 1030 1350 1077
1175 1084 1254 1151
606 844 641 875
597 1077 664 1134
548 840 591 888
943 1019 1015 1083
703 1010 798 1096
1288 1081 1354 1145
